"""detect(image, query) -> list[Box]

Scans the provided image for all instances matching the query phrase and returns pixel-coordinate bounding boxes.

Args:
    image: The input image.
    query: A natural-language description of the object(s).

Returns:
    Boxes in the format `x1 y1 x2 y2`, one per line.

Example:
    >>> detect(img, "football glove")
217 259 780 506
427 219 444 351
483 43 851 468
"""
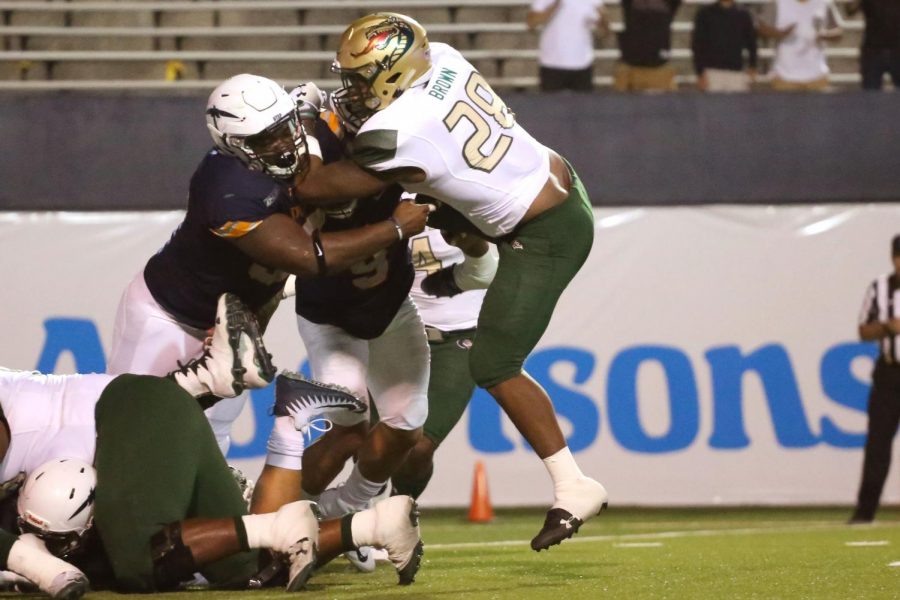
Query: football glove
289 82 327 119
421 266 463 298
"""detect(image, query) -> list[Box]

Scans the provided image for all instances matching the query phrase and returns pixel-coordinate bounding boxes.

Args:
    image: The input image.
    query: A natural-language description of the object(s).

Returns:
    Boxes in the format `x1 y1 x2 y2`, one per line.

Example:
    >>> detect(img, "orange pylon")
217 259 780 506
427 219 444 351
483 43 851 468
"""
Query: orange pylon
467 460 494 523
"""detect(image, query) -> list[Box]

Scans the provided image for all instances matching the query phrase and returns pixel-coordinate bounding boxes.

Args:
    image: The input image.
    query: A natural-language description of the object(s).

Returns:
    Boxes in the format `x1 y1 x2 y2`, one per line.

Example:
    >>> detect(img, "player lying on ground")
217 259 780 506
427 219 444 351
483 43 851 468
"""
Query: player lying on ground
0 298 422 598
292 13 608 550
0 371 422 597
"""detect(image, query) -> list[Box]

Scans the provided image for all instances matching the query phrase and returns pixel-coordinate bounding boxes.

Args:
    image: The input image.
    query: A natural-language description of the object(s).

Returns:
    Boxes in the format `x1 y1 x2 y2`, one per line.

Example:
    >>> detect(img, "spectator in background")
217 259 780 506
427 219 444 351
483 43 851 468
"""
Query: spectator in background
846 0 900 90
758 0 841 91
527 0 607 92
849 234 900 524
692 0 758 92
614 0 681 92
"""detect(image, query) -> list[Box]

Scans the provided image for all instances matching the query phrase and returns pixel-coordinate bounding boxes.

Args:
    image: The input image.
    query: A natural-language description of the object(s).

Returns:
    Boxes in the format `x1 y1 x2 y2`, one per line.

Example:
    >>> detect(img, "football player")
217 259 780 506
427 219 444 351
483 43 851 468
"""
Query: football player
265 127 426 515
106 74 431 507
0 363 423 596
390 226 498 500
292 14 608 551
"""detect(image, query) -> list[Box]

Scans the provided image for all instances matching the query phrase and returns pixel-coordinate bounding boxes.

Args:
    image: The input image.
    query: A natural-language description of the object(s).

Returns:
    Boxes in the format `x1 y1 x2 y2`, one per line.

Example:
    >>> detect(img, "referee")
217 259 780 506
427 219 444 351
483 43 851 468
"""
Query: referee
850 234 900 523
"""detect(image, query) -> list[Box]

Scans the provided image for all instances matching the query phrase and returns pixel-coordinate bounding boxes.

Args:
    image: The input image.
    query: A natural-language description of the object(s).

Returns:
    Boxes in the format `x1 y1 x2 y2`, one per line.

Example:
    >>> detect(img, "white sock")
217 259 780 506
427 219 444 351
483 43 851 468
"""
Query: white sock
241 513 276 549
349 507 378 547
265 416 305 470
543 447 584 487
339 465 385 510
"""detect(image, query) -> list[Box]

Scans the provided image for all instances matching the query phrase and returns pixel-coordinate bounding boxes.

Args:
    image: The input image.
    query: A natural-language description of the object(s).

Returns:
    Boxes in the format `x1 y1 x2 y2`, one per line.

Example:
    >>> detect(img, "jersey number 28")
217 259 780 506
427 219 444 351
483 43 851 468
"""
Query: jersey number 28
442 72 516 174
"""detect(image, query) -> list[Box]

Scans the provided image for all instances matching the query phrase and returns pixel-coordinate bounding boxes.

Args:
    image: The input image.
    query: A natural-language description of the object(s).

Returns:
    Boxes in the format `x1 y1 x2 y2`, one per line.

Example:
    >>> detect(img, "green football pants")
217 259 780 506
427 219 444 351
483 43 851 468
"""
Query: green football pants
93 374 258 592
423 328 478 446
469 162 594 388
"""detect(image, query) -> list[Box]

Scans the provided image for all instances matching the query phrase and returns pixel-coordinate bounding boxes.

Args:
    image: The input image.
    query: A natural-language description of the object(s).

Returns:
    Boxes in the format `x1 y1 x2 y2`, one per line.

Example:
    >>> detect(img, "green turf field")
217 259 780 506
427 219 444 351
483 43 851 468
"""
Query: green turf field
35 507 900 600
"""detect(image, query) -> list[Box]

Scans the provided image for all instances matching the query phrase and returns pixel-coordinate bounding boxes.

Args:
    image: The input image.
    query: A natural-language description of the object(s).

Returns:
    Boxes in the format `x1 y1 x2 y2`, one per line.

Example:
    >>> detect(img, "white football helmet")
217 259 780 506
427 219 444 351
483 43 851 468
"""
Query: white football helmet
206 73 311 180
17 459 97 558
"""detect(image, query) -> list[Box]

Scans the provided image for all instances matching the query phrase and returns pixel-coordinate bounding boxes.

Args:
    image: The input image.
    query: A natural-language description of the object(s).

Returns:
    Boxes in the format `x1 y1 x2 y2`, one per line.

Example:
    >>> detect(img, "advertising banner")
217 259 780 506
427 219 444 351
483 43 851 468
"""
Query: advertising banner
1 205 899 506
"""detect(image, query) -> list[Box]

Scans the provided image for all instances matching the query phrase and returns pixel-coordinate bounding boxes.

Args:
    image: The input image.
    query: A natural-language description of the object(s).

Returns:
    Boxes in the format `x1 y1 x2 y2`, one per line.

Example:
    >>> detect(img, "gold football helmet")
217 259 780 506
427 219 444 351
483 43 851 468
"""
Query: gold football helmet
331 13 431 131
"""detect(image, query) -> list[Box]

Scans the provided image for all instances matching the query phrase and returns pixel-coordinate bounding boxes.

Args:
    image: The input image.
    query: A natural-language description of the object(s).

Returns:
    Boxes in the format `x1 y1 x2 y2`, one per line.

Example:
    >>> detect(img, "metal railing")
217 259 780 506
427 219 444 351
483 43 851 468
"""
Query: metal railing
0 0 864 90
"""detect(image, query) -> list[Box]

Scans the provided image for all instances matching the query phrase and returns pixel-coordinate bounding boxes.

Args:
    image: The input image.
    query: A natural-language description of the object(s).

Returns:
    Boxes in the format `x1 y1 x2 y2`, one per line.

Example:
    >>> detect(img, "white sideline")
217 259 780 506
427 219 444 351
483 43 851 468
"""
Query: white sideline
426 521 900 551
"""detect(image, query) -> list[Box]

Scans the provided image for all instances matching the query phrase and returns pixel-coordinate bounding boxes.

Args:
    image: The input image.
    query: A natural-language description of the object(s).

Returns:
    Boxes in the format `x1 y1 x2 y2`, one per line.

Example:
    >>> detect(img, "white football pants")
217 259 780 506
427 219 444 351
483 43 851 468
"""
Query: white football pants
107 271 248 455
296 296 429 431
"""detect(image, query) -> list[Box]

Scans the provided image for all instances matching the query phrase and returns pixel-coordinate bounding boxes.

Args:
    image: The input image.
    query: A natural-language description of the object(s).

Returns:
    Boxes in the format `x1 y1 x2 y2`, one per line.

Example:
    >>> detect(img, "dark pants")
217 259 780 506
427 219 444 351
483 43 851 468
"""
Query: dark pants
539 65 594 92
860 47 900 90
854 362 900 520
94 375 258 592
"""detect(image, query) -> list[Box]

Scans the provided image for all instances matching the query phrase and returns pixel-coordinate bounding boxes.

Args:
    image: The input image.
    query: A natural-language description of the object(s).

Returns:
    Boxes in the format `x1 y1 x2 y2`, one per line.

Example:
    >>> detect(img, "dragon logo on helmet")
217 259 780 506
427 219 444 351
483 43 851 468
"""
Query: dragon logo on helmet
351 17 414 67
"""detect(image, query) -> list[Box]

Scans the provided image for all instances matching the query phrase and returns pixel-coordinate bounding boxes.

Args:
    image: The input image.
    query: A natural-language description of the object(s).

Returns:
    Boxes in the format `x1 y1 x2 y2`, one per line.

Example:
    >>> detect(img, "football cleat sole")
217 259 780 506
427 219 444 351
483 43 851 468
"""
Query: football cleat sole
220 293 276 391
530 503 608 552
397 499 423 585
285 542 318 592
398 540 424 585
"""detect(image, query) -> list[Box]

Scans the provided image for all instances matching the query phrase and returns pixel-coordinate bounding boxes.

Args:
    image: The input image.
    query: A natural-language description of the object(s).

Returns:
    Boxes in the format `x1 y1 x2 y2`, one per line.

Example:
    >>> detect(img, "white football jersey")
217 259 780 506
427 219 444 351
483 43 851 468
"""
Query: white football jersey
0 369 109 485
409 228 486 331
353 43 550 238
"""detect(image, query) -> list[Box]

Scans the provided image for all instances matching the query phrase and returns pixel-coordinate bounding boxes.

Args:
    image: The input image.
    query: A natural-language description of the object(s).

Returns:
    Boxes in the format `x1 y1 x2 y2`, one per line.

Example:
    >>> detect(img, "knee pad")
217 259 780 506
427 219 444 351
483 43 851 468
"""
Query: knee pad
375 396 428 431
150 522 198 591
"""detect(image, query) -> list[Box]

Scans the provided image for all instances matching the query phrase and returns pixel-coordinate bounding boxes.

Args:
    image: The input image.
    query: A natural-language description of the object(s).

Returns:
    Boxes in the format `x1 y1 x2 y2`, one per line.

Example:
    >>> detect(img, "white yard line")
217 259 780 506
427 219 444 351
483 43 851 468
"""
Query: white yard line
845 541 890 547
613 542 664 548
427 521 900 551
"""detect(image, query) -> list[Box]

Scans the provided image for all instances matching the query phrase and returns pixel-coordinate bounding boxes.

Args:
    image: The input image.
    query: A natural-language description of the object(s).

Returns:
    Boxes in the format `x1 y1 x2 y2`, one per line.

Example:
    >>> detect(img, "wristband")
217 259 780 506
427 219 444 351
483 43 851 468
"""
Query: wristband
311 229 327 276
388 216 404 241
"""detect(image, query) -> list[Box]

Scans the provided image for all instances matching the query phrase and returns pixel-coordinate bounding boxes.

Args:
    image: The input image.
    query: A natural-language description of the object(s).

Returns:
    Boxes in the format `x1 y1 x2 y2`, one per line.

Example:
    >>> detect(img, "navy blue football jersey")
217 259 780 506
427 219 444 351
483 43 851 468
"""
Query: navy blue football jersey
294 184 413 339
143 149 296 329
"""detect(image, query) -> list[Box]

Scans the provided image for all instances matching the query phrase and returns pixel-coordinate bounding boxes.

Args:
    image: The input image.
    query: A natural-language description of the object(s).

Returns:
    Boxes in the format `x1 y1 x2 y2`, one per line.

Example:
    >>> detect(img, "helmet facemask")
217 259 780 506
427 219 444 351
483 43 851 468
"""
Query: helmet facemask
225 112 311 181
18 518 92 560
330 61 385 133
206 73 312 181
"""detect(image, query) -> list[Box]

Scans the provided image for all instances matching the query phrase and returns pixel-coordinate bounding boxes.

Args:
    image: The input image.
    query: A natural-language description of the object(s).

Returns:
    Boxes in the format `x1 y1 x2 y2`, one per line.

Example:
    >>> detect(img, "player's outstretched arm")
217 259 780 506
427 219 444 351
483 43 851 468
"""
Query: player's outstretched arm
293 158 388 206
231 203 429 278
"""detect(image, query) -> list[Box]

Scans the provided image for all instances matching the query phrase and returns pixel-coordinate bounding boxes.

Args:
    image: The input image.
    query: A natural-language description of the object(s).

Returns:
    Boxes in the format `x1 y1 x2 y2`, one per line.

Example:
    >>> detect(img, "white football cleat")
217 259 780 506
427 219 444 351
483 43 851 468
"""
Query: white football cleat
531 477 608 551
269 501 320 591
6 535 88 600
48 571 89 600
170 293 276 399
273 371 367 432
372 495 423 585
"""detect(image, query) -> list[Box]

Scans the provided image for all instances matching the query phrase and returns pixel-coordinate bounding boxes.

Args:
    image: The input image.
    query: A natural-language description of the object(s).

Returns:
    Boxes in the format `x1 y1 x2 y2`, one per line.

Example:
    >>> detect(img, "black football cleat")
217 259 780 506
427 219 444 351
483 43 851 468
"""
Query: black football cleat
273 371 367 431
531 508 585 551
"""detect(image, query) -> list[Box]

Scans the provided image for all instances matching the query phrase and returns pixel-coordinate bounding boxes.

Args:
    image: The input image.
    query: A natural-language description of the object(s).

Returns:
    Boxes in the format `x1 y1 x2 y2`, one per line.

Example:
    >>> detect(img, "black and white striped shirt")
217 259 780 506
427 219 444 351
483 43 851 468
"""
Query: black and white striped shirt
859 273 900 364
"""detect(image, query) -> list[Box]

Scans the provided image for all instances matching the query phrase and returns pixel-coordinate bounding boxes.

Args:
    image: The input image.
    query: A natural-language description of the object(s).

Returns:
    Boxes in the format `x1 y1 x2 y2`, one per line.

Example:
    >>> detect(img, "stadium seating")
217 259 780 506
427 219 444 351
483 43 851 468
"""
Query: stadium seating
0 0 867 90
